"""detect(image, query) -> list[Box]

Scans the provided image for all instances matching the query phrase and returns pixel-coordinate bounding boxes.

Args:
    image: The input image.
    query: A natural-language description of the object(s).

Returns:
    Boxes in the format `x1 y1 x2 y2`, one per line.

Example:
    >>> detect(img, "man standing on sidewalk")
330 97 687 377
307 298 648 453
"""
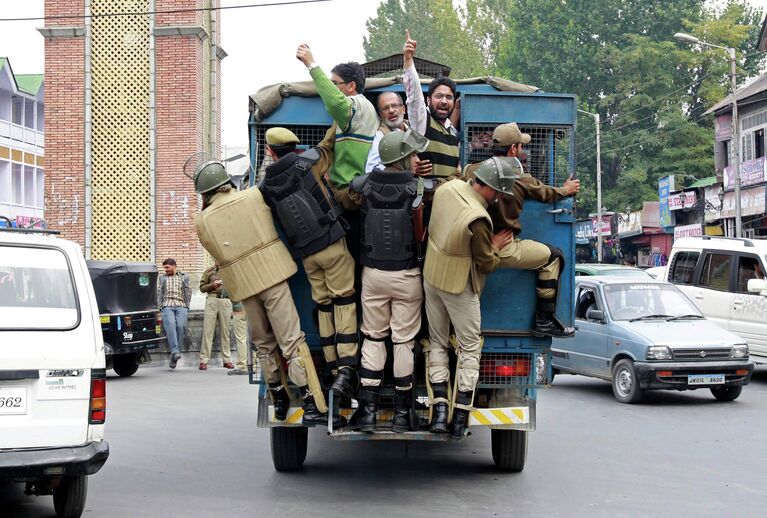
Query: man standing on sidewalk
228 301 250 375
198 263 235 371
158 258 191 369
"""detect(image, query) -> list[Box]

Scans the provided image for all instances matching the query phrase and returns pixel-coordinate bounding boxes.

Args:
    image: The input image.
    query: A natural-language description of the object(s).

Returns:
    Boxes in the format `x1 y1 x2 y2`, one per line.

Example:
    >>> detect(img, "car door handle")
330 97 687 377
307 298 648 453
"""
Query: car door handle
733 300 744 306
694 294 704 300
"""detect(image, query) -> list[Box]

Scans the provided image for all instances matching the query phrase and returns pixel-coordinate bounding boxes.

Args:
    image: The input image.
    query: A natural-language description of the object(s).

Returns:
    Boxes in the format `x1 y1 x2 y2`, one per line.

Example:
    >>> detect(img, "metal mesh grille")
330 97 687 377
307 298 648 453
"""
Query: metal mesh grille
463 124 573 186
672 348 732 360
478 351 550 387
253 125 330 184
90 0 151 261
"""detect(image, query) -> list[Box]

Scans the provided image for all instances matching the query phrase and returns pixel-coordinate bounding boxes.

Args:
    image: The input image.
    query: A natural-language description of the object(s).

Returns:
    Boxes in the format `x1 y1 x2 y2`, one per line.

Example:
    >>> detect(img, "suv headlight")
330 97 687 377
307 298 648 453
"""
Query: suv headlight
731 344 749 359
646 345 672 360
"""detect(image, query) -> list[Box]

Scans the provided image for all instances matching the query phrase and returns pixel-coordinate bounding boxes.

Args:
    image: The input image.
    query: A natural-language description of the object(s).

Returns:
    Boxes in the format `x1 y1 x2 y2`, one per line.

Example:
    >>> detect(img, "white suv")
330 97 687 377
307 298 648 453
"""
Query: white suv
664 236 767 364
0 230 109 518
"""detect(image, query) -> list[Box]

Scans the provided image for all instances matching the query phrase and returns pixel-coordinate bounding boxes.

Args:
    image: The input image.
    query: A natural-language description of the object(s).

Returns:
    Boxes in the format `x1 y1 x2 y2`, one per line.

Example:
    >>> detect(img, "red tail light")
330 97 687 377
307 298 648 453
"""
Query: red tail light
156 312 163 326
481 358 531 377
124 315 132 328
89 373 106 424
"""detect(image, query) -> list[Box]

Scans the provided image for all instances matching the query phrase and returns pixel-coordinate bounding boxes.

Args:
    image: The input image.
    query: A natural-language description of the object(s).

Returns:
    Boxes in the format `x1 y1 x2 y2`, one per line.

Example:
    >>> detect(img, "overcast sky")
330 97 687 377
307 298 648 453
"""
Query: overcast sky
1 0 766 147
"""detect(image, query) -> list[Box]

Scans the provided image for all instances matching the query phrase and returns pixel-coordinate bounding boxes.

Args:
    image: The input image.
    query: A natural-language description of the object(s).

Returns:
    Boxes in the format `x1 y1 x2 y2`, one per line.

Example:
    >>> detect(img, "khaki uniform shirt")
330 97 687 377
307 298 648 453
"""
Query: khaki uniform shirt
199 266 230 299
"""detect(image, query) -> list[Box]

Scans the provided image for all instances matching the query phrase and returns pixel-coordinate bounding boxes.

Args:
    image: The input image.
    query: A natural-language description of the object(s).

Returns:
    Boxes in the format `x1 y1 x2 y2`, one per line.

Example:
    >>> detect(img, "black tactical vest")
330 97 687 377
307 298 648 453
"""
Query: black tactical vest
351 169 419 271
261 150 345 259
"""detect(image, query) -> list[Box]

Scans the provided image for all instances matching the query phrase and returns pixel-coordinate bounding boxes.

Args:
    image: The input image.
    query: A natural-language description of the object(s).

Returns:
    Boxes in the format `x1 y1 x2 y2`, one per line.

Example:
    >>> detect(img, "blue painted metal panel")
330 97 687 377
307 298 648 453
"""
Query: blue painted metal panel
264 95 334 126
461 92 577 126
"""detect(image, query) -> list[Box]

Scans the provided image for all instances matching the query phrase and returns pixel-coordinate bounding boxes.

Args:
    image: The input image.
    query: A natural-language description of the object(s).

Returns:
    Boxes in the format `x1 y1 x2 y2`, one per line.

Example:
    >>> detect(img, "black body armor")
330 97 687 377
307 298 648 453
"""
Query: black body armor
261 150 345 258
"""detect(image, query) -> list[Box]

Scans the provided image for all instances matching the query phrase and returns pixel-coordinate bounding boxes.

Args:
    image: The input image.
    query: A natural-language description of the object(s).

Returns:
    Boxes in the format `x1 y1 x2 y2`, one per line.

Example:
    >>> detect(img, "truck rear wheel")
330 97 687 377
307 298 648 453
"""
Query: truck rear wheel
113 353 140 377
270 427 308 471
53 475 88 518
491 429 527 472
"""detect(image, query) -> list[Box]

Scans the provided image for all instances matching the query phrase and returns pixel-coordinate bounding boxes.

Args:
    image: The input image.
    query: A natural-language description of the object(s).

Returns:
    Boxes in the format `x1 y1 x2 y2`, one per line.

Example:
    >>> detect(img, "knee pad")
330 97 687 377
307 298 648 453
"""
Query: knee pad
545 244 565 268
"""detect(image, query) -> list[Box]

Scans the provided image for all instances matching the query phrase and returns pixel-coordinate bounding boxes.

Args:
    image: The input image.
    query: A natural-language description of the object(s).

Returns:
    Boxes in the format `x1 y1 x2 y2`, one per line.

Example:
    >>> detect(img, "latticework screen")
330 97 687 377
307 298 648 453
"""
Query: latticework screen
90 0 151 261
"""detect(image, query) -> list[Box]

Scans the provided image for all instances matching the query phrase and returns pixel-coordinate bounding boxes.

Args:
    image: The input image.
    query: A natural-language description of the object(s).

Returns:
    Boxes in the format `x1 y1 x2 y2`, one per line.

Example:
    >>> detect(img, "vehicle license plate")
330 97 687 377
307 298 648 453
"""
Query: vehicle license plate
155 325 161 335
688 374 725 385
0 386 28 415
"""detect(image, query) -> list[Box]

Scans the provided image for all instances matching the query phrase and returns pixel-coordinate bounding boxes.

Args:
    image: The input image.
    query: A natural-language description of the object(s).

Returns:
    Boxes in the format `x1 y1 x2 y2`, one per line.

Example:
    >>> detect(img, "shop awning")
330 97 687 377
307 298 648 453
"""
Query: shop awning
687 177 718 189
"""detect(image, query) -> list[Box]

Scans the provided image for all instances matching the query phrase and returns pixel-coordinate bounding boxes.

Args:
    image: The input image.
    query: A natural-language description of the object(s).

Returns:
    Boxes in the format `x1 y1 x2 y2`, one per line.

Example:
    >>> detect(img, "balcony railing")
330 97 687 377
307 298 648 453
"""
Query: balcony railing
0 119 44 149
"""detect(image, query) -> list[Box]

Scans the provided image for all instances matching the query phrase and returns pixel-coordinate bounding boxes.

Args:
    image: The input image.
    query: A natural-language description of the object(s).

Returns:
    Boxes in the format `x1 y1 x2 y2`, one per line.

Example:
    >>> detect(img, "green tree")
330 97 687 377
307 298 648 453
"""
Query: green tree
363 0 489 77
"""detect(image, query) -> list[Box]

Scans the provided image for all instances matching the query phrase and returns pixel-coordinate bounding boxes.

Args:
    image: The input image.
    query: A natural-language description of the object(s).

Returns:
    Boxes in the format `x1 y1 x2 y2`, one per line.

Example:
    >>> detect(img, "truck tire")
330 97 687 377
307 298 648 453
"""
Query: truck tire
270 426 308 472
491 429 527 472
113 353 140 377
710 385 742 402
611 359 642 404
53 475 88 518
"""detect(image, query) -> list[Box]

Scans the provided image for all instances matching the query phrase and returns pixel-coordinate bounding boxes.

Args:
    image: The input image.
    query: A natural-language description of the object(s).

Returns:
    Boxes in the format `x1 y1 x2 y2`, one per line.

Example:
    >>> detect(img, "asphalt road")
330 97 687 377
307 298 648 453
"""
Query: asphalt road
3 362 767 518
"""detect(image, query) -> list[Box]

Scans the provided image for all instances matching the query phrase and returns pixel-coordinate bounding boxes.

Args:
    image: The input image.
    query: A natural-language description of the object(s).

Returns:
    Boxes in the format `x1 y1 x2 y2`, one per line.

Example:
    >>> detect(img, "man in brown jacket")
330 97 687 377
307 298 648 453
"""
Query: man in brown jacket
464 123 580 338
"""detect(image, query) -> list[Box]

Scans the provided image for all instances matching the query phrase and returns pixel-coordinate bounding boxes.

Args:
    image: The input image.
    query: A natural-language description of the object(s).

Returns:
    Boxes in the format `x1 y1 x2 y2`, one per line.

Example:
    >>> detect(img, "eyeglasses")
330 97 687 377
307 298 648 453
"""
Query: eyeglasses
380 103 403 112
431 93 455 101
331 80 349 86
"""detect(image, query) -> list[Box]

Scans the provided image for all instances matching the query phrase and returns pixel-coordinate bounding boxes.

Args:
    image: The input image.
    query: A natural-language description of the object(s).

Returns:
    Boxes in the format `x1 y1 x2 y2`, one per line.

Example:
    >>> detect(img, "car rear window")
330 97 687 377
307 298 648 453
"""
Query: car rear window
0 245 80 330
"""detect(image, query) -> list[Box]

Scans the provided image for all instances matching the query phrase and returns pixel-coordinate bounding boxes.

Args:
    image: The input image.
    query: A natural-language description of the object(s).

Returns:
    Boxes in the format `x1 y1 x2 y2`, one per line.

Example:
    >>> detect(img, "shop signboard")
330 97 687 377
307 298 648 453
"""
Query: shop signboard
703 186 723 224
658 176 675 228
668 191 697 211
590 214 612 236
723 157 766 191
720 185 766 219
617 211 642 237
674 223 703 240
575 220 593 245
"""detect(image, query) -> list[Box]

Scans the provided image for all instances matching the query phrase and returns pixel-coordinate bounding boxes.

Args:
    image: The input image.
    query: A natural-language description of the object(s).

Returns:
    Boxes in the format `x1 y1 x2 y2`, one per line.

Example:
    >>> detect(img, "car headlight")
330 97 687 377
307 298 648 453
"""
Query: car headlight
731 344 749 359
646 345 672 360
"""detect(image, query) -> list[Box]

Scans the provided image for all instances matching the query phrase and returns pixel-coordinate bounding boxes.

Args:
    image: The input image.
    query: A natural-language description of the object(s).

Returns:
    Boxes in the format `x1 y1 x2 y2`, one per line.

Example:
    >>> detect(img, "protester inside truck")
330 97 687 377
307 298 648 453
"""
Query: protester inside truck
365 91 409 173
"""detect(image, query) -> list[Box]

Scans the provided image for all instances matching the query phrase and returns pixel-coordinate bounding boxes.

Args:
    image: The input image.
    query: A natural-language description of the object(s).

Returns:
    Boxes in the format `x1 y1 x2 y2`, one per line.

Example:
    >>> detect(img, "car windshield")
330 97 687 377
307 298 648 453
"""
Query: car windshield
602 282 702 322
0 245 79 330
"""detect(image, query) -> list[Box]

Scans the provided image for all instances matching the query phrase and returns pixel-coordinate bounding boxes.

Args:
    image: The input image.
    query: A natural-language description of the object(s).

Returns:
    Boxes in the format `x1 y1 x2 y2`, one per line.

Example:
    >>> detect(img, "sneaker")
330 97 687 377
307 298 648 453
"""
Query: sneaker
169 353 180 369
227 368 248 375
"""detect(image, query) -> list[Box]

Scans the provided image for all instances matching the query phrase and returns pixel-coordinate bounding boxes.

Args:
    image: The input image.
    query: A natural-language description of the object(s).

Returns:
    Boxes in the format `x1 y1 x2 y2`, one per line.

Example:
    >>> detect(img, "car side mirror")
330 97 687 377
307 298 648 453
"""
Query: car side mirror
586 308 605 322
747 278 767 296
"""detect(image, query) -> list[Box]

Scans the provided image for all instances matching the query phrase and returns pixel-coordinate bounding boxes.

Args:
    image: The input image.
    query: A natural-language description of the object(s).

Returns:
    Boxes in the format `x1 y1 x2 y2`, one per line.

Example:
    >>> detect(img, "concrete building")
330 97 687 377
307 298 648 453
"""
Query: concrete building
0 58 45 227
40 0 225 274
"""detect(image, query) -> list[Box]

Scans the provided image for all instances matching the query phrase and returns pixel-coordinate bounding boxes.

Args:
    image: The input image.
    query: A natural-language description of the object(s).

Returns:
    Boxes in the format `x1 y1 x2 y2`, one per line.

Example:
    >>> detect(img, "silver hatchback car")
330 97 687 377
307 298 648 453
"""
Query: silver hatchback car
551 277 754 403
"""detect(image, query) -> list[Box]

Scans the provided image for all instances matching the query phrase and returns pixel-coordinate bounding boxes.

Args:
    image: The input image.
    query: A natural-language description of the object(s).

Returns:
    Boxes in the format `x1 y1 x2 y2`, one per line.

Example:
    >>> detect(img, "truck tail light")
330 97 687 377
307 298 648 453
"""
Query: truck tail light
89 371 106 424
481 358 531 377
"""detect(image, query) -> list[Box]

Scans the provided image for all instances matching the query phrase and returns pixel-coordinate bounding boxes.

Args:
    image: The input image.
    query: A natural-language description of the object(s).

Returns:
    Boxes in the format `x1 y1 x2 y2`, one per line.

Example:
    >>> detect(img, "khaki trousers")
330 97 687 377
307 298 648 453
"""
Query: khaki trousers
200 296 232 364
302 239 358 369
424 280 481 396
498 239 560 299
240 281 309 387
360 267 423 389
232 310 248 370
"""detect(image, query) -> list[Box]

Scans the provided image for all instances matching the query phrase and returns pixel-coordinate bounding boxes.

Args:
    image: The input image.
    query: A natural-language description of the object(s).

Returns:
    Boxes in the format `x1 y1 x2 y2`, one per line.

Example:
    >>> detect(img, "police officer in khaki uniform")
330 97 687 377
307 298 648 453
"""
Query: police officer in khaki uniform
191 159 339 426
198 264 235 371
228 301 249 375
464 123 580 337
260 128 360 400
348 129 429 432
423 161 520 439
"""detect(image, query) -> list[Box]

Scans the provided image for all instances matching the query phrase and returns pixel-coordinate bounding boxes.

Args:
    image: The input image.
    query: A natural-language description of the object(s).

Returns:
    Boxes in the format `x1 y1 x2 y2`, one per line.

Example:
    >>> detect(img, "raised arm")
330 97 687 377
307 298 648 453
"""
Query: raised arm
296 44 354 132
402 30 427 135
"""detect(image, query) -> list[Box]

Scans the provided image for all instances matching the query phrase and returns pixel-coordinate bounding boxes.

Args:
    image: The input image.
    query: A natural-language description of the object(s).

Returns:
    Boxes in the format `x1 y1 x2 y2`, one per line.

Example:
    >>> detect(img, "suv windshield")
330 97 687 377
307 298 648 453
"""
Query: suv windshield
0 245 79 329
603 282 702 322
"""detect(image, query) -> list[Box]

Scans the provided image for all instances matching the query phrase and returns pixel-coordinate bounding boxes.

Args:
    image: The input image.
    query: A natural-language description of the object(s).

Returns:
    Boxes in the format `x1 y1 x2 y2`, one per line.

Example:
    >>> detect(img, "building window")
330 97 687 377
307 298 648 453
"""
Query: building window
755 129 765 159
11 163 22 204
0 161 9 204
36 169 44 208
24 166 35 206
0 90 10 121
742 133 754 162
11 96 23 125
37 103 44 132
24 99 34 130
720 140 730 167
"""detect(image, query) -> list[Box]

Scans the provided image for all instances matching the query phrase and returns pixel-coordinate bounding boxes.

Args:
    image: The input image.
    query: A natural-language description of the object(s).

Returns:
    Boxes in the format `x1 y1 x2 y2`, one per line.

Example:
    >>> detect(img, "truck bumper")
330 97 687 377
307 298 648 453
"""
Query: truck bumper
0 441 109 479
634 360 754 390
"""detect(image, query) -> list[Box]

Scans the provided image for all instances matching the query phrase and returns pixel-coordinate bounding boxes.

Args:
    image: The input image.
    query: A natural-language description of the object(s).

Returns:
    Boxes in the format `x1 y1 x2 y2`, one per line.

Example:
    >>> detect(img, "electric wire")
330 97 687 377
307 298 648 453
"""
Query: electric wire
0 0 333 22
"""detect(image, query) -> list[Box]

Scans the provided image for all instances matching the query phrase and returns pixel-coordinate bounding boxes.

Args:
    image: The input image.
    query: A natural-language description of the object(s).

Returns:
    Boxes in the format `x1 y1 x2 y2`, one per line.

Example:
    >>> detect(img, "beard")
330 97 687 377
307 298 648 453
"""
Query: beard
383 113 405 130
429 104 454 122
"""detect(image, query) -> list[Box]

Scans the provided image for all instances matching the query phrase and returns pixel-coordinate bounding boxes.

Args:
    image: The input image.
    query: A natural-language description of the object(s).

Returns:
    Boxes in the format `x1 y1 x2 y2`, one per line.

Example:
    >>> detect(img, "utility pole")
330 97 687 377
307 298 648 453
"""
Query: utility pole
578 109 603 261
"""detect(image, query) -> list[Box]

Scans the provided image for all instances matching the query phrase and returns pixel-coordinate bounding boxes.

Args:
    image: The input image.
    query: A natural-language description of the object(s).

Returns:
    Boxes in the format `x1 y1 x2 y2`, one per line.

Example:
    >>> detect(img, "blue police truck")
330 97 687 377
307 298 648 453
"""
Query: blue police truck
246 65 577 472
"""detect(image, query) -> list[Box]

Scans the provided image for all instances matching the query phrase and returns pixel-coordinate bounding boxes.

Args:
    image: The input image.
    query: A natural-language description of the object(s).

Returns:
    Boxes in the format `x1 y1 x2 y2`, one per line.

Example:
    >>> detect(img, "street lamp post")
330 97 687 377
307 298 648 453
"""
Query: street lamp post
674 32 742 237
578 109 603 261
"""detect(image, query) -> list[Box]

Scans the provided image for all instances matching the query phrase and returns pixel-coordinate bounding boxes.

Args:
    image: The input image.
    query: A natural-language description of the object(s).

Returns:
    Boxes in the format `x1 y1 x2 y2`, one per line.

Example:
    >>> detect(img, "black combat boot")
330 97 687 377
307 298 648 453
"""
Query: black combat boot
350 387 379 432
429 382 450 433
268 383 291 421
532 311 575 337
299 387 347 428
450 408 470 440
391 390 414 433
331 366 359 399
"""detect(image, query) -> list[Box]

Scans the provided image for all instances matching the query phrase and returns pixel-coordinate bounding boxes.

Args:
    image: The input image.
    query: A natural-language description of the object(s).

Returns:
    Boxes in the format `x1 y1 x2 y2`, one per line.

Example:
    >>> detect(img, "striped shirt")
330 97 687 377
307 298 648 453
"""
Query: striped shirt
162 273 186 308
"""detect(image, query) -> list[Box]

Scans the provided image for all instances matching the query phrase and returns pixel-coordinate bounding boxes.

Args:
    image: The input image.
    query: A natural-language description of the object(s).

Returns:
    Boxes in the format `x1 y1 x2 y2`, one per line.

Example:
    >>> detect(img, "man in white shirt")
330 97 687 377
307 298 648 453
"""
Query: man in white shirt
365 91 409 173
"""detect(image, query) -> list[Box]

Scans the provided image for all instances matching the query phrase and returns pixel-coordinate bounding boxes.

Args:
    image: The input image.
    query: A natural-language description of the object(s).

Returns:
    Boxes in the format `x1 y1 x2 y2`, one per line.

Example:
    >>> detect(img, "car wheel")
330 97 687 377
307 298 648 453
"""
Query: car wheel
112 353 140 377
491 429 528 472
270 426 308 471
611 359 642 404
53 475 88 518
710 385 743 402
